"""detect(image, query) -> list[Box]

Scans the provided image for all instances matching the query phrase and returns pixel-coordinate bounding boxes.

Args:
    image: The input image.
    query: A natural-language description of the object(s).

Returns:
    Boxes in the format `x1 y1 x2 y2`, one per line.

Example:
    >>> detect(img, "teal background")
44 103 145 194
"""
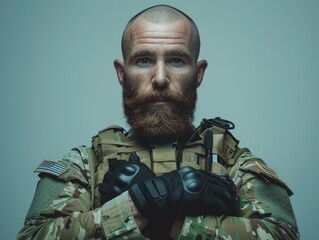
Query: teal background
1 0 318 239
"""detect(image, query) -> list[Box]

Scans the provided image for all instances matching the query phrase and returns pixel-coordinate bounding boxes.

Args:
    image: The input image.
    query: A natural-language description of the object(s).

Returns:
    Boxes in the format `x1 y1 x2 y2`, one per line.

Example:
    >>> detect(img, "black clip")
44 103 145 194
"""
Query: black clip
201 117 235 130
204 130 213 171
129 153 141 163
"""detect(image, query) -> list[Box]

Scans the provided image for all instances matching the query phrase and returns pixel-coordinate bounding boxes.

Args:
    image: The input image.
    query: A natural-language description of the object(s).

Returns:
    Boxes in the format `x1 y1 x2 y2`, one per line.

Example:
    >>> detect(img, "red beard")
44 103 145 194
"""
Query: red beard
123 81 197 145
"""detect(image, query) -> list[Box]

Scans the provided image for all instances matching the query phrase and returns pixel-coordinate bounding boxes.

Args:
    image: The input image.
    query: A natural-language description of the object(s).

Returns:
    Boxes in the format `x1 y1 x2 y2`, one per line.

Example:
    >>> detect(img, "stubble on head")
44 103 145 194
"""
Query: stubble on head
120 5 202 146
121 5 201 62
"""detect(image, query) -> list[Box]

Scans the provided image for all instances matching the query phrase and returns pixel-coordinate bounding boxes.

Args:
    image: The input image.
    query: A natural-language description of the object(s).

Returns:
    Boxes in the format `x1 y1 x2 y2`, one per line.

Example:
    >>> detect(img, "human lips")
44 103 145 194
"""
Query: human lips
148 97 173 105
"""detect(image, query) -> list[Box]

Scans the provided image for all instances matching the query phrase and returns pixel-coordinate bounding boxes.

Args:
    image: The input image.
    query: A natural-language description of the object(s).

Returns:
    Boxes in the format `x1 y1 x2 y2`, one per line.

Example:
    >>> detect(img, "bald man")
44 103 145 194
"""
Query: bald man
18 5 299 240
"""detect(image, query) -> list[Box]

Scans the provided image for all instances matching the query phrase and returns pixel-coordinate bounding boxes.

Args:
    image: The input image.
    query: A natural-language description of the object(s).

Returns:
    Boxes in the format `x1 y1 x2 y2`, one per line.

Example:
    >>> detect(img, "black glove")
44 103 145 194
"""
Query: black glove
99 157 155 205
129 166 238 220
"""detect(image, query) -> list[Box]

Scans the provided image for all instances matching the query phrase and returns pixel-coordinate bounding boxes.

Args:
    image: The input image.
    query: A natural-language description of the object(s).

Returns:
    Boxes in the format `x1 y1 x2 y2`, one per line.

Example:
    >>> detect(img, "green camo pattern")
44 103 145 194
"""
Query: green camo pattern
18 148 143 240
18 134 300 239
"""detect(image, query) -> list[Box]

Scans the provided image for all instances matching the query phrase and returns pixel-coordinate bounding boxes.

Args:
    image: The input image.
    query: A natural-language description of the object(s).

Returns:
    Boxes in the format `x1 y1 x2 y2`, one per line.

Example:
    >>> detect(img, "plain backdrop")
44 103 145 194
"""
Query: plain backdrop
1 1 318 239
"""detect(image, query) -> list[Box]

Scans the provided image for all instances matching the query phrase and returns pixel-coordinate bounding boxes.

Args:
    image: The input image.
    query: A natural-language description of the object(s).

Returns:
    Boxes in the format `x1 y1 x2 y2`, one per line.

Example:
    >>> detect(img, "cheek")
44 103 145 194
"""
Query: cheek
124 70 151 92
171 71 197 92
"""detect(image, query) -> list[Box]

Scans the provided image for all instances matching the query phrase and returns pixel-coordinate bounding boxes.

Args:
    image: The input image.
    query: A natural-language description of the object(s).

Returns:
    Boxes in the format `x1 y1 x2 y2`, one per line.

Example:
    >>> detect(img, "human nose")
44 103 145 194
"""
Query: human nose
151 61 169 89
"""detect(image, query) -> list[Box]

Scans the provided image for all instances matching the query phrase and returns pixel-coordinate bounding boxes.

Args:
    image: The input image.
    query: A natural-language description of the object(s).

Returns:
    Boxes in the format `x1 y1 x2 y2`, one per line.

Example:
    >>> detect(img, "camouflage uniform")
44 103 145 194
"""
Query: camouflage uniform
18 124 300 240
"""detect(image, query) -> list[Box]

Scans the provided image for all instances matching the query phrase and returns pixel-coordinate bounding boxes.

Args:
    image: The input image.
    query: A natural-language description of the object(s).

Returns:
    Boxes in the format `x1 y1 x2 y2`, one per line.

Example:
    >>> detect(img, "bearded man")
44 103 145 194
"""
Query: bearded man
18 5 299 240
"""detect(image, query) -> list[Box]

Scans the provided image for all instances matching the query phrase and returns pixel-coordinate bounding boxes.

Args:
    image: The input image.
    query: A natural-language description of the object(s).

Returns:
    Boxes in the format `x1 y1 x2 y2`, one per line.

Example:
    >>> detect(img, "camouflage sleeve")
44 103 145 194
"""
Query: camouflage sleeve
18 148 146 240
178 150 300 240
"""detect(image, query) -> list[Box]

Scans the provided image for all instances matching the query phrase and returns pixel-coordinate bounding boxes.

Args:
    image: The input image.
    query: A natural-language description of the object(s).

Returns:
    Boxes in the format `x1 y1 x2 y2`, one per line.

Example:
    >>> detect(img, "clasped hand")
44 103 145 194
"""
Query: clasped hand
99 158 238 219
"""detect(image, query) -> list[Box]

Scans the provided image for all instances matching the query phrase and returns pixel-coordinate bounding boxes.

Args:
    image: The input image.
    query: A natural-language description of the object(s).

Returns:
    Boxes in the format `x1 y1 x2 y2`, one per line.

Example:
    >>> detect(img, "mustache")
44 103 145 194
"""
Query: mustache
124 89 192 108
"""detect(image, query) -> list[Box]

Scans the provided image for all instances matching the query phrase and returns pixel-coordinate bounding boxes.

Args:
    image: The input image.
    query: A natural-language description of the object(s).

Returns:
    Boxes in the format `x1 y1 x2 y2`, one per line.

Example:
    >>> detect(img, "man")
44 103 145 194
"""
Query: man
18 5 299 240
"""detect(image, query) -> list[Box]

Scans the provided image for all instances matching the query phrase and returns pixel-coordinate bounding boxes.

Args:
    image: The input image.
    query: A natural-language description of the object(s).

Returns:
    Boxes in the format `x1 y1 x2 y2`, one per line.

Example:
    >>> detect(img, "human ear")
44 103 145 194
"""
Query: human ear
195 60 208 87
113 59 125 86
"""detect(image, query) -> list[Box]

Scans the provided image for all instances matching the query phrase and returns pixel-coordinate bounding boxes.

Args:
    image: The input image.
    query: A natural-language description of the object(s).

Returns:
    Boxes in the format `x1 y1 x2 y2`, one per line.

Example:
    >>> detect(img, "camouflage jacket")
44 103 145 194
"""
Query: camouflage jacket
18 124 300 240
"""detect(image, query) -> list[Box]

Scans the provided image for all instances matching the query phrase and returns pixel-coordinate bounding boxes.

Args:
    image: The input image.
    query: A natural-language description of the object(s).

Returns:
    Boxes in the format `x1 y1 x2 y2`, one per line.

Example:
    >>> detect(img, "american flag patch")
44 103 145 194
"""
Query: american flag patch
34 160 68 176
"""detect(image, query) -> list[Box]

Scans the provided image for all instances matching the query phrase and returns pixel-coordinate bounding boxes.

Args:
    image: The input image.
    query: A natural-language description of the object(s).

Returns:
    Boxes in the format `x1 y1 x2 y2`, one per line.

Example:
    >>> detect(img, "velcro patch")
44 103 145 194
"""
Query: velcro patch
34 160 68 177
255 161 282 182
240 160 293 196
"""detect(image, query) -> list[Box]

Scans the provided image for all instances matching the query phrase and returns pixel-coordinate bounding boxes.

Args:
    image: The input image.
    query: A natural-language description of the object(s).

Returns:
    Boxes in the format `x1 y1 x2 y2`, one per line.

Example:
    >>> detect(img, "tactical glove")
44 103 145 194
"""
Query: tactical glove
129 166 238 220
99 157 155 204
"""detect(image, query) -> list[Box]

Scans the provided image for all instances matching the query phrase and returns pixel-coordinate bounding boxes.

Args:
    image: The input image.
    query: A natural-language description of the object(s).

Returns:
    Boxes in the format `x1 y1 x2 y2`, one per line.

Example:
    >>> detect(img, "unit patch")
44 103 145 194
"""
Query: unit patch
34 160 68 177
239 160 293 196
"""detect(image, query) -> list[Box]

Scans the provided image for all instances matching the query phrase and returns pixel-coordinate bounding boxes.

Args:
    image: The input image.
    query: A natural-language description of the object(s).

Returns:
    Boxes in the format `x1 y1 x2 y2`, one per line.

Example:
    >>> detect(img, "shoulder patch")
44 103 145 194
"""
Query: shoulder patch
241 161 282 182
34 160 68 177
240 160 293 196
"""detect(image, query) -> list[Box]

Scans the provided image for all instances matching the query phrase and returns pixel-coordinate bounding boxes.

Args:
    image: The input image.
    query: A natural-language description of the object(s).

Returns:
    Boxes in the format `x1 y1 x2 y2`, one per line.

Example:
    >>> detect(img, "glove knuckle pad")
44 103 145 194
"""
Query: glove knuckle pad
182 171 203 193
114 164 139 188
123 164 139 175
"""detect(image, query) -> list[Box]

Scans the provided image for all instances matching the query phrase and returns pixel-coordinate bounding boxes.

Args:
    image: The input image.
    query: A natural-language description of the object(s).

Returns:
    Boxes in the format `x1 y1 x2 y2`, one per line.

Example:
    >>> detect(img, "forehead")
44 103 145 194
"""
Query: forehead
126 19 194 56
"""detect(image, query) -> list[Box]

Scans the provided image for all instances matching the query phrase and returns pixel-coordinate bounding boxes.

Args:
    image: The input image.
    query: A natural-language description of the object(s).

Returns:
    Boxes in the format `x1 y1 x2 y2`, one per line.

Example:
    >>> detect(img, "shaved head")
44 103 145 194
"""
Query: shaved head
121 5 201 61
114 5 208 145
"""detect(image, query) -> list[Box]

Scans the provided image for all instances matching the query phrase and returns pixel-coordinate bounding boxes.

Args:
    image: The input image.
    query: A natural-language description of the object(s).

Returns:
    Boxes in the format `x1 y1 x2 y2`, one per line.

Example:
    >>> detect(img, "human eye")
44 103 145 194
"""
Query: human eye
136 58 153 67
167 58 184 67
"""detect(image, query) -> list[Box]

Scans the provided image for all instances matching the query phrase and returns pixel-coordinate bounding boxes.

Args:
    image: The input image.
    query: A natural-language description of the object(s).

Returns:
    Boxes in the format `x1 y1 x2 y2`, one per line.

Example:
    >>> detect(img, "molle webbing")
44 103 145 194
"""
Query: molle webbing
90 120 241 204
91 126 152 186
92 126 150 164
151 145 177 175
91 122 240 177
181 125 239 168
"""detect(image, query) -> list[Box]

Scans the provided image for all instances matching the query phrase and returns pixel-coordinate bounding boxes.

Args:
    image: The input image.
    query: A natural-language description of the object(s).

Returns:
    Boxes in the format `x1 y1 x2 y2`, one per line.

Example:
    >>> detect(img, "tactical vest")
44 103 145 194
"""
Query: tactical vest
90 118 241 204
32 117 293 214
